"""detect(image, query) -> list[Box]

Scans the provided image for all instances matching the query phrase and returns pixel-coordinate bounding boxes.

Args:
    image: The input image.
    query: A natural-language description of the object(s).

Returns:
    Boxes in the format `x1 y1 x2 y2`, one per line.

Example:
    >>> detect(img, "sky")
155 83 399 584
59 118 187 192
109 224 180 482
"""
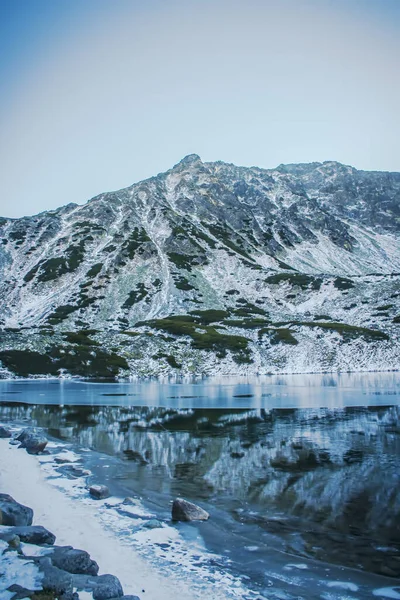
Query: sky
0 0 399 218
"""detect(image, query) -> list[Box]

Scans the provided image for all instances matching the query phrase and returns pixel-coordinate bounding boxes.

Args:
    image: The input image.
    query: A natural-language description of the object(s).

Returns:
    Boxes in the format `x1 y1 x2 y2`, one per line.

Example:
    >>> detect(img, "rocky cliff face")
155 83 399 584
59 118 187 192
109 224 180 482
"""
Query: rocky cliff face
0 155 399 377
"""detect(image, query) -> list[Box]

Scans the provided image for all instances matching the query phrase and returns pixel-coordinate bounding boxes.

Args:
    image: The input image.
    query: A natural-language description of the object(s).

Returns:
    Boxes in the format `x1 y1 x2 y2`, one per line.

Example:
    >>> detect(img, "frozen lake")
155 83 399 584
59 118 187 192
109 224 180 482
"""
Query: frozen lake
1 372 400 599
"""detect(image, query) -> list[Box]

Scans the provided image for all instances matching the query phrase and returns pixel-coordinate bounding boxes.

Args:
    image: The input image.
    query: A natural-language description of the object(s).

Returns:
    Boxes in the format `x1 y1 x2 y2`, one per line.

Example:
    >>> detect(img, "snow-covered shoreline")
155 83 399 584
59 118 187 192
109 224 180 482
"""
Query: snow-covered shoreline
0 438 225 600
0 364 399 383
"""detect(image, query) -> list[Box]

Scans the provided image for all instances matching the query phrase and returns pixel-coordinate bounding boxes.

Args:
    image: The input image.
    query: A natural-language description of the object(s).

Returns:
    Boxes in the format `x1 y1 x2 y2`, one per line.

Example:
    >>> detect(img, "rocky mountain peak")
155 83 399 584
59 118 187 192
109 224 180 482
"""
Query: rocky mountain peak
174 154 203 169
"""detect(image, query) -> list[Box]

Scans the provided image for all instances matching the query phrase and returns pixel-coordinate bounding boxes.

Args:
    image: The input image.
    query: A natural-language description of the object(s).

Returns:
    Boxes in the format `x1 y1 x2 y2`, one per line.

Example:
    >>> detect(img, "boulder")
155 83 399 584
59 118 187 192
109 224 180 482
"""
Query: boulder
16 427 39 444
0 525 55 545
0 494 33 526
89 484 110 500
17 428 48 454
90 574 123 600
50 545 99 575
0 426 11 438
171 498 209 522
38 557 74 597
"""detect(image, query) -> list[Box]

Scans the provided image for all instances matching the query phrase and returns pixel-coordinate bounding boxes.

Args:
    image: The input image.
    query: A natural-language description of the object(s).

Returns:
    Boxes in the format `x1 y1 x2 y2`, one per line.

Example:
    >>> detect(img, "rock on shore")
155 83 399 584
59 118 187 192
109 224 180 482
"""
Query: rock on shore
0 489 137 599
0 426 141 599
0 493 33 526
171 498 209 522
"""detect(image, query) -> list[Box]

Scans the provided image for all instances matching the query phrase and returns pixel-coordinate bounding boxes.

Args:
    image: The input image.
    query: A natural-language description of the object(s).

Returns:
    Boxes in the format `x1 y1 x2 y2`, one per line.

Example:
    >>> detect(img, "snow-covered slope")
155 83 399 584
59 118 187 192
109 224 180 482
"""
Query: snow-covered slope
0 155 399 377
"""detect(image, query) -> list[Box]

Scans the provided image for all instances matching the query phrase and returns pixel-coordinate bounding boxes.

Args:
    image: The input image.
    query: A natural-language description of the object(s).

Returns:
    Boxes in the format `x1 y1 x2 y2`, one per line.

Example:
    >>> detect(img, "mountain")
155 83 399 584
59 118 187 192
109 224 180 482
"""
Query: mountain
0 155 399 378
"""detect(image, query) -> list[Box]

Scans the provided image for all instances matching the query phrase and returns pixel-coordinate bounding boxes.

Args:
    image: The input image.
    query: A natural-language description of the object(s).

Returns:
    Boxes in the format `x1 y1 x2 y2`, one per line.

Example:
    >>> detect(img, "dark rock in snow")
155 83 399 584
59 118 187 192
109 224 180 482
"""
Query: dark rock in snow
16 427 48 454
90 574 124 599
230 451 245 459
38 557 74 597
0 426 11 438
171 497 209 522
0 493 33 526
50 545 99 575
0 525 55 545
16 427 40 444
89 484 110 499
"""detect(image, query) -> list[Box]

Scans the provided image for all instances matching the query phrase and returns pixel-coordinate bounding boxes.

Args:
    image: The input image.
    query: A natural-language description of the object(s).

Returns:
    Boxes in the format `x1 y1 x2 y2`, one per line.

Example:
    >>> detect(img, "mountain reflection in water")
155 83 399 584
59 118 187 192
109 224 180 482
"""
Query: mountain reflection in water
1 401 399 579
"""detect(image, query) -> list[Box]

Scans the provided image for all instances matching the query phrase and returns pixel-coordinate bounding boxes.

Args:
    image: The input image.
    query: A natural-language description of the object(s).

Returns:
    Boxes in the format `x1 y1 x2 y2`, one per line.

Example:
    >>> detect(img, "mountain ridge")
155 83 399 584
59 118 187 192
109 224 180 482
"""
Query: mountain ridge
0 156 399 378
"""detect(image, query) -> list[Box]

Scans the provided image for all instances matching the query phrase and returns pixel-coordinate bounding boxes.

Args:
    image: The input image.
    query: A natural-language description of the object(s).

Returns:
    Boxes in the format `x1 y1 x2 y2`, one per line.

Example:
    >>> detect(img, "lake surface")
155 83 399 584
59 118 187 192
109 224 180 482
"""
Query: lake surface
0 371 399 408
1 373 400 599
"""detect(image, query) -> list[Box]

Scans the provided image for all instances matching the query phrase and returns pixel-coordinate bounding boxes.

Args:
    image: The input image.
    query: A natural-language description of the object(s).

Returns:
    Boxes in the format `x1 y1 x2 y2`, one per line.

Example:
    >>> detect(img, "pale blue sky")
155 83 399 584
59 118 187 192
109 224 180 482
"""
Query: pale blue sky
1 0 399 218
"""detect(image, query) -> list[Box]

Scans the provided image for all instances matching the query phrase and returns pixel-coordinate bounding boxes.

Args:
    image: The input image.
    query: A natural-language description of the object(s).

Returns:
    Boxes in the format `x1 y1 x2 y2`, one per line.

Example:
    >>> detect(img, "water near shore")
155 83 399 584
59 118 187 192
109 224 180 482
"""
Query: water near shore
1 373 400 599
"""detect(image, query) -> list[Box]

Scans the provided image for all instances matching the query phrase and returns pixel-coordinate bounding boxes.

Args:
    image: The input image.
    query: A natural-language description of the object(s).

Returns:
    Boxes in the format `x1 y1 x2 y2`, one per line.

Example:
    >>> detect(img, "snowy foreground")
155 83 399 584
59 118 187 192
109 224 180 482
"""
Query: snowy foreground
0 440 234 600
0 436 260 600
1 425 400 600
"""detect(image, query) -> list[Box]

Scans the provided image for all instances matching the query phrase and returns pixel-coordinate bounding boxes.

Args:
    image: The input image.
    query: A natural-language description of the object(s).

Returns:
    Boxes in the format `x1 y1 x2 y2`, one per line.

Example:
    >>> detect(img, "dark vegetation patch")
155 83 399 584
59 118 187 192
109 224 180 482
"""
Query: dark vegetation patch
223 318 270 329
102 244 116 253
334 277 354 290
0 347 128 378
265 273 322 290
173 274 196 291
276 260 296 271
121 331 141 337
240 258 262 271
74 221 106 234
171 224 204 252
202 222 254 261
121 227 151 259
258 328 299 345
297 321 388 342
47 305 77 324
122 283 148 308
46 291 97 325
376 304 393 311
86 263 103 278
9 230 26 246
313 315 333 321
137 315 252 363
393 315 400 324
189 309 230 324
24 241 86 283
269 328 299 345
344 303 357 310
167 251 204 271
233 299 267 317
183 221 217 249
62 330 99 346
152 352 182 369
